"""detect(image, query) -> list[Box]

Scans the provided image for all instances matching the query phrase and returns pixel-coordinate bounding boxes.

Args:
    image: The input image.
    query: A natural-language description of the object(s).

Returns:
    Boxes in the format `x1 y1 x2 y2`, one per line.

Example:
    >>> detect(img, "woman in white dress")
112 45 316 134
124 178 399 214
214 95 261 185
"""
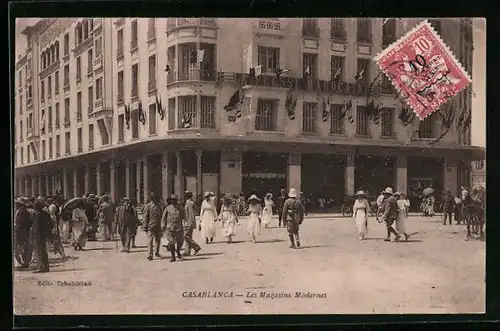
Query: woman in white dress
199 191 217 244
394 192 410 241
71 200 89 251
247 195 263 243
219 194 238 243
261 193 274 228
353 190 371 240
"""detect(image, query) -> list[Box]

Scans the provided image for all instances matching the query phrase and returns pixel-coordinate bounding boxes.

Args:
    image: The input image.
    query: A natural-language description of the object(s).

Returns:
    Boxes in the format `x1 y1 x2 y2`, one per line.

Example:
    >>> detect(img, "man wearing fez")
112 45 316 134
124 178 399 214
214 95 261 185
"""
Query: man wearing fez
183 191 201 256
143 192 163 260
114 197 138 253
161 195 185 262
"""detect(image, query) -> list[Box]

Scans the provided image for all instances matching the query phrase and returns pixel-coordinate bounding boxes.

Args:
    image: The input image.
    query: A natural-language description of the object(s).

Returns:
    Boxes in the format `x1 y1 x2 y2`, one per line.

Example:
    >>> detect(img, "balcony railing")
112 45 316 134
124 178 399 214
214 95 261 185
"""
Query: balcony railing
94 55 102 69
167 68 216 84
167 18 217 32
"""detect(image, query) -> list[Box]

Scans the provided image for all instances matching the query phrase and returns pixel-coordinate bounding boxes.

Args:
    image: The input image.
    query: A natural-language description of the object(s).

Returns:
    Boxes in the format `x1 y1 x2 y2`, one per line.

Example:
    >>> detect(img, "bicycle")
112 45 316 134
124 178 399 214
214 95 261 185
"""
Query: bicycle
340 203 353 218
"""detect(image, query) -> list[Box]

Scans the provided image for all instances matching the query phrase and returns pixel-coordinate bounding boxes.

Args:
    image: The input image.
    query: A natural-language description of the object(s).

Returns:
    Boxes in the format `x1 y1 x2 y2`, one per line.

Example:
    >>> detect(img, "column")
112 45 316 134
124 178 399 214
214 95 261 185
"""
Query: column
45 174 50 197
110 160 117 202
396 156 408 194
37 173 42 196
196 150 202 198
220 150 242 195
345 153 355 196
125 158 131 199
62 168 69 197
24 176 29 196
143 156 150 203
443 159 458 194
84 165 90 194
287 153 301 192
136 160 141 203
96 163 102 196
73 169 78 197
175 151 183 196
31 176 36 197
161 152 169 198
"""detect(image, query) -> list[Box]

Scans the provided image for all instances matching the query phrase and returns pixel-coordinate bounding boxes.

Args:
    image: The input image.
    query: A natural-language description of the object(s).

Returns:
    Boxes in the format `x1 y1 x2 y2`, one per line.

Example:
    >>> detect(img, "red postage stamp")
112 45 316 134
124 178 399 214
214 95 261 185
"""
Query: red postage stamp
374 20 472 120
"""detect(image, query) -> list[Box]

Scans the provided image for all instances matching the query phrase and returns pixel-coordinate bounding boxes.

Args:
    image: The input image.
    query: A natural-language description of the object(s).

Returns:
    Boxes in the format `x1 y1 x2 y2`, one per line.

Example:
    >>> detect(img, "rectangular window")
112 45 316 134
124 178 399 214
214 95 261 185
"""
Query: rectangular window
148 104 157 135
178 43 197 81
76 56 81 80
302 18 319 38
179 96 197 128
382 18 396 47
357 18 372 43
64 98 70 123
19 120 23 142
95 37 102 56
131 64 139 97
302 102 318 133
41 109 46 135
19 94 23 114
131 109 139 138
303 53 318 78
131 20 138 49
56 134 61 157
96 77 103 100
200 96 216 128
118 114 124 142
356 106 370 136
88 86 93 113
381 107 395 137
48 106 52 130
28 85 32 101
117 29 124 57
55 103 60 128
47 76 52 97
54 71 59 92
168 98 176 130
255 99 276 131
64 65 69 86
88 124 94 149
87 49 93 74
49 137 53 158
418 115 434 138
40 80 45 101
330 104 345 134
330 18 346 40
65 132 70 154
117 70 124 102
21 147 24 164
257 46 280 74
331 56 345 81
147 18 156 40
77 92 82 120
357 58 370 86
42 140 45 159
64 33 69 56
77 128 82 152
27 147 30 163
148 55 156 91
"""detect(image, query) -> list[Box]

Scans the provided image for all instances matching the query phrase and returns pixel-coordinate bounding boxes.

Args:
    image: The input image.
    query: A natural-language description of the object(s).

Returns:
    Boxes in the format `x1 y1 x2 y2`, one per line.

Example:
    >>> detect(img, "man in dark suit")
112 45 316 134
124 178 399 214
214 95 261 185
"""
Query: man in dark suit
380 187 401 242
143 193 164 260
14 197 34 270
183 191 201 256
276 189 287 227
31 197 52 273
114 197 138 253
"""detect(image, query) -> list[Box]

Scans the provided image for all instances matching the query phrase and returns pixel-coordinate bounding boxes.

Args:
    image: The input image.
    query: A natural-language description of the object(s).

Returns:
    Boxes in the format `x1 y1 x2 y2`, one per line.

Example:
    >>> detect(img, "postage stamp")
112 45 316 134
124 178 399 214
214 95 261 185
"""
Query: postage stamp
374 20 472 120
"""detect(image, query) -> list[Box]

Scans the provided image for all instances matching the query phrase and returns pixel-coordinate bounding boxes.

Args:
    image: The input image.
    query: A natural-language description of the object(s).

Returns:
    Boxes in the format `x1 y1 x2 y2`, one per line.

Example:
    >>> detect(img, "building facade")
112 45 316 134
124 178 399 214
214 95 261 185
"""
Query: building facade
14 17 484 207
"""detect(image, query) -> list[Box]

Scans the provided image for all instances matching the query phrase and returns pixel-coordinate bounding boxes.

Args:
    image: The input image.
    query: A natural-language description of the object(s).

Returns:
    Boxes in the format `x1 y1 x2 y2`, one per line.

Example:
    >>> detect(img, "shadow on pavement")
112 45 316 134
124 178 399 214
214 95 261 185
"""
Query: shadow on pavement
182 257 212 261
398 239 423 243
127 249 148 253
83 247 114 251
257 239 285 244
363 238 385 241
132 245 148 249
195 252 224 257
48 268 86 273
49 256 79 263
298 245 323 249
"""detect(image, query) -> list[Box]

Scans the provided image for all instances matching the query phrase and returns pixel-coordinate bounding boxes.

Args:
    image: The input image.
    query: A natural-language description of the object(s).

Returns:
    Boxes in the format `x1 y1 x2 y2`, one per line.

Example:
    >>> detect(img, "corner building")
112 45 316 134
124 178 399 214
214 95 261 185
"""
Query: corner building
14 18 484 208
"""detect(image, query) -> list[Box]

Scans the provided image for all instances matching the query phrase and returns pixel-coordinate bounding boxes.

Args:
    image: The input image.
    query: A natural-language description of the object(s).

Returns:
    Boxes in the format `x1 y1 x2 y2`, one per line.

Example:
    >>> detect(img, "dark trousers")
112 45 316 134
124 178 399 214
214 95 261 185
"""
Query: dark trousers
32 238 49 271
443 208 453 225
166 230 184 254
15 233 33 267
183 226 200 255
278 209 283 225
287 220 300 245
385 219 399 239
454 205 462 223
147 230 162 257
120 230 133 251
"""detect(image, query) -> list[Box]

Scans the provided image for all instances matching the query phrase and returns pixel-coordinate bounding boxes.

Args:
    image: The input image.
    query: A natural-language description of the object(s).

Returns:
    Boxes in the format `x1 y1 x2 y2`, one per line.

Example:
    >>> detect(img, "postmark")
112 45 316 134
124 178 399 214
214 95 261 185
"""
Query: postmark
374 20 472 120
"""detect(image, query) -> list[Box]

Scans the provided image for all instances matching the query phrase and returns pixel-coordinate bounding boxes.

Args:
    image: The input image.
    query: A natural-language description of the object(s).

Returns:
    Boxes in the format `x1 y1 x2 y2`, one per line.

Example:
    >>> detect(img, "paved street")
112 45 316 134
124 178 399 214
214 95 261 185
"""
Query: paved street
14 214 485 315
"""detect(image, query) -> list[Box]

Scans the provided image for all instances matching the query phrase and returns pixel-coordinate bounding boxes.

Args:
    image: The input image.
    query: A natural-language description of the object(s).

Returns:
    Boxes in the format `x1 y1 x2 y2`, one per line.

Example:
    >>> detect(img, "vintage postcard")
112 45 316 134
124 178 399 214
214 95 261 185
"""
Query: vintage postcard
13 17 485 317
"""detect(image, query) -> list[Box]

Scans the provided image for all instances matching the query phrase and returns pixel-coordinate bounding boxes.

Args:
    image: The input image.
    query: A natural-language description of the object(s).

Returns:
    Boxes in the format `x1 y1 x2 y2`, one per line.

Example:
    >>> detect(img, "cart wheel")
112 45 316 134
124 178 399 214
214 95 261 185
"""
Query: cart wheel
341 204 352 218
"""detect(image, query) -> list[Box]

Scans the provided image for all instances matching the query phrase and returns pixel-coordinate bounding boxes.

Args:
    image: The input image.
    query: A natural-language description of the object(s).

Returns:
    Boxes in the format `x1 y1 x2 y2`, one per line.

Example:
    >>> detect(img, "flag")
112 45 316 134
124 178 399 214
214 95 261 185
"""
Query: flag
181 113 192 128
305 66 311 76
275 68 291 78
462 112 471 131
165 65 171 72
285 89 297 120
254 65 262 76
224 89 240 111
355 69 364 81
322 98 329 122
197 49 205 63
125 104 131 129
138 100 146 125
190 50 197 64
333 67 342 80
156 95 164 120
39 111 45 130
457 109 465 127
344 99 354 124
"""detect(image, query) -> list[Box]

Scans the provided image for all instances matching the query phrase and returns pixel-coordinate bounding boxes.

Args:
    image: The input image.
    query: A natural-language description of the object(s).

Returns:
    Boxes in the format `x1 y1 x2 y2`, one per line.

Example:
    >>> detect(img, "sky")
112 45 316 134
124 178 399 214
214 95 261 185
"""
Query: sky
15 18 486 147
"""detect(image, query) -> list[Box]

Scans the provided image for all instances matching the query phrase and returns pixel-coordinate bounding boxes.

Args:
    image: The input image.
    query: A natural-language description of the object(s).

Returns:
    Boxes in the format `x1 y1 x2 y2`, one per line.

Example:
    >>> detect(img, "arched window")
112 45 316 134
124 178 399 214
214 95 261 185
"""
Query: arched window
47 49 51 66
51 45 56 64
83 20 89 39
55 41 60 60
76 23 83 45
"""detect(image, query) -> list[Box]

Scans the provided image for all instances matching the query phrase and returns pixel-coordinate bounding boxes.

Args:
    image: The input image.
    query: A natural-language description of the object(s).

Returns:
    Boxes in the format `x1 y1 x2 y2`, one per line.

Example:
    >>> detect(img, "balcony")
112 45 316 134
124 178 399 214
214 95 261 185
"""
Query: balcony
167 68 216 85
166 18 217 33
94 55 103 70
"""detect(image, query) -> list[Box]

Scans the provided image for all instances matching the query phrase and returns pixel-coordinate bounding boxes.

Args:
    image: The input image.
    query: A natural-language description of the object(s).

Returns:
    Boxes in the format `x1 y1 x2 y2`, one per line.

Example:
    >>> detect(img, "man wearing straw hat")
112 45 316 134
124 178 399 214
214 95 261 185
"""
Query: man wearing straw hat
14 196 34 270
282 188 305 249
161 194 185 262
183 191 201 256
379 187 401 242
